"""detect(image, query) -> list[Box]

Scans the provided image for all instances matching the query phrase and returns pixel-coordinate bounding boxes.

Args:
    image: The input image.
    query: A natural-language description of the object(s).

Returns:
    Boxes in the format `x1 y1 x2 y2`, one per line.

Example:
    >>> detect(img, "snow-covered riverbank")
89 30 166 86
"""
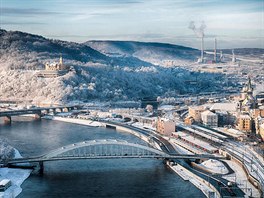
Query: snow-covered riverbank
0 149 31 198
43 116 103 127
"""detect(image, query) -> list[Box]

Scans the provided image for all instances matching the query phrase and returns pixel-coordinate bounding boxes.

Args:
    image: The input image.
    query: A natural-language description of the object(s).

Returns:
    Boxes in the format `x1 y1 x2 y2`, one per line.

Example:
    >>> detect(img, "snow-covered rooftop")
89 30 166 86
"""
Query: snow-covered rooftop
210 103 237 112
158 105 176 111
201 110 216 116
175 131 218 152
239 114 251 119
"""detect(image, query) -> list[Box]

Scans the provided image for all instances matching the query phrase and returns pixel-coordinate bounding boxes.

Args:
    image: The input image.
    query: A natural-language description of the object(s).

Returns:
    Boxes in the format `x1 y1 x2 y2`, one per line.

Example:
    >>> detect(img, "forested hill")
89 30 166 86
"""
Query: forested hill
0 29 233 103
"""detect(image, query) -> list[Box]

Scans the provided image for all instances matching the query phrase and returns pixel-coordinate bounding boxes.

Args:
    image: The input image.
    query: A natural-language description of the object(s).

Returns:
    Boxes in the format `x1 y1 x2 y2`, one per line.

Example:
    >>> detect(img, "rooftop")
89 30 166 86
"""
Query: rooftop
239 114 251 119
201 110 216 116
210 103 237 112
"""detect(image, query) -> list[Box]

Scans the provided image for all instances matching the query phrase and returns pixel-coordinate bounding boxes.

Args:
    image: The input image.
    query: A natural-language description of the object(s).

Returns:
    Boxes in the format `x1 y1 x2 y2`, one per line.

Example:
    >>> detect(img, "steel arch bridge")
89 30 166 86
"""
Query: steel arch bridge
7 139 223 165
46 139 167 159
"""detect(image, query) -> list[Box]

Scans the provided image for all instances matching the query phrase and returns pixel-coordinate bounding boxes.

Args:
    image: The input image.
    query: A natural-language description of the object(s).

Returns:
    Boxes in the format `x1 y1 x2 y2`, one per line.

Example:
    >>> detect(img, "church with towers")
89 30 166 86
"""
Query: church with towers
238 76 257 112
236 77 264 140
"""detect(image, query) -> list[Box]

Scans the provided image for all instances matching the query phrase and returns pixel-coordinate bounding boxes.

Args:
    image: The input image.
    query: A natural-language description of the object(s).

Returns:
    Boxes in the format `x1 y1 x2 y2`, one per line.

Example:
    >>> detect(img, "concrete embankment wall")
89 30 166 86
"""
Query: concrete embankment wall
167 161 221 198
219 149 263 195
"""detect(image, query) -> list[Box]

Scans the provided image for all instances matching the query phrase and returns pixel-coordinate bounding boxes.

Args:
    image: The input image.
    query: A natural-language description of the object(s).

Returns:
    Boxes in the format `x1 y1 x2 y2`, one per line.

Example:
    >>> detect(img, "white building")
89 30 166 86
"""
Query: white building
201 110 218 127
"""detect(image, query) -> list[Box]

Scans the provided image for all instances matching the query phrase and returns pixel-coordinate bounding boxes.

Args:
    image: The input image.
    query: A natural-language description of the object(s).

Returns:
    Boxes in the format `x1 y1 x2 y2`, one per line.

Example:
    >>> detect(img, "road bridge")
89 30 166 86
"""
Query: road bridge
0 105 82 123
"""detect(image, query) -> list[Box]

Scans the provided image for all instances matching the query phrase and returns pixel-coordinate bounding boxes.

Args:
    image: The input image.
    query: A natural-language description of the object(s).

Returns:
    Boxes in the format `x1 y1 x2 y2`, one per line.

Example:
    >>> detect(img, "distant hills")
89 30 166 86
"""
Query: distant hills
85 40 200 66
0 29 201 70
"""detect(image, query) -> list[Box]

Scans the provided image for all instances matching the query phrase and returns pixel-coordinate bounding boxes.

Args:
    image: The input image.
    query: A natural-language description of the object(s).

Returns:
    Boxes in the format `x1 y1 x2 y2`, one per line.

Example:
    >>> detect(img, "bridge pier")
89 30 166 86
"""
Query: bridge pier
3 116 11 124
39 161 44 175
34 113 41 120
42 110 49 115
55 108 62 113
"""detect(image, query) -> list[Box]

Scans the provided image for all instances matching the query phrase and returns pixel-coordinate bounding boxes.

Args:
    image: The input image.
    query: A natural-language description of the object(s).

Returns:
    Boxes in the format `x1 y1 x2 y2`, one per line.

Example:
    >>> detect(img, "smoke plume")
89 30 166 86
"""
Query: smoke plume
188 21 206 38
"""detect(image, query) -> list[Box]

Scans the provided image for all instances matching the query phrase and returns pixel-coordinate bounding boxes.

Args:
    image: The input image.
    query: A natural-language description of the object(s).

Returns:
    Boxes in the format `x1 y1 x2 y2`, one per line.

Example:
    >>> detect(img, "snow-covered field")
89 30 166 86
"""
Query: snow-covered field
0 149 31 198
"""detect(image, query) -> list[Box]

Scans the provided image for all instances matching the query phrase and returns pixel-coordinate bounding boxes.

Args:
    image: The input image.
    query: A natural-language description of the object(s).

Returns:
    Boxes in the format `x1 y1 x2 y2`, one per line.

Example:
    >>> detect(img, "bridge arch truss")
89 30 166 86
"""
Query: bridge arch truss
41 139 167 161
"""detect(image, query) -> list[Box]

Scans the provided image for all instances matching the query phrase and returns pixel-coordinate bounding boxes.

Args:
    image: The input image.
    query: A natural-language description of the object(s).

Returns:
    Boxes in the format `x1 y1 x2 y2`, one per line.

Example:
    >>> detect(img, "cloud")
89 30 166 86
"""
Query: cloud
1 0 262 48
1 7 62 16
0 21 46 25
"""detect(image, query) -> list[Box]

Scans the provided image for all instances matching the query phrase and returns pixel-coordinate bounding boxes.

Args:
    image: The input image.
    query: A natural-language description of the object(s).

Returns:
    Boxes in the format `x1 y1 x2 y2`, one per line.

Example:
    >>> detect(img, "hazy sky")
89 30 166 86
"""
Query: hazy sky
0 0 263 49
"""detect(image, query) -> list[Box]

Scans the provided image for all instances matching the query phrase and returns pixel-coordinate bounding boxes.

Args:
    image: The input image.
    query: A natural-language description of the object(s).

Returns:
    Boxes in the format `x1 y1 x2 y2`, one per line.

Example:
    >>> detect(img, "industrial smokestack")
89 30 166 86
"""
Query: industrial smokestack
232 49 236 63
214 38 217 63
188 21 206 63
220 50 223 62
201 36 204 62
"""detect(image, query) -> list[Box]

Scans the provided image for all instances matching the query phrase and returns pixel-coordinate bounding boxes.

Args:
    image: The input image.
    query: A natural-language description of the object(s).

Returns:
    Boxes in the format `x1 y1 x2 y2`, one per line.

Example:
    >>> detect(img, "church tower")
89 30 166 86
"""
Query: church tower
240 76 256 110
59 55 64 70
59 55 63 65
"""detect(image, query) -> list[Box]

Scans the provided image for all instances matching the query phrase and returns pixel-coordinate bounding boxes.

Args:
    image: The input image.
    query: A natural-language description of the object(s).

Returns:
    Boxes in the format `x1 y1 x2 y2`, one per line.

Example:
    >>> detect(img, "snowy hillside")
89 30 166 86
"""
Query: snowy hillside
0 29 236 103
0 29 154 69
0 29 110 70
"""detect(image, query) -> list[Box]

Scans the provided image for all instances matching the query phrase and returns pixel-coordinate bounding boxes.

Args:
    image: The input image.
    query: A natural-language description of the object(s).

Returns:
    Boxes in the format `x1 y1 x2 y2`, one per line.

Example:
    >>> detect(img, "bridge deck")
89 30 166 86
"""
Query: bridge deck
0 105 81 117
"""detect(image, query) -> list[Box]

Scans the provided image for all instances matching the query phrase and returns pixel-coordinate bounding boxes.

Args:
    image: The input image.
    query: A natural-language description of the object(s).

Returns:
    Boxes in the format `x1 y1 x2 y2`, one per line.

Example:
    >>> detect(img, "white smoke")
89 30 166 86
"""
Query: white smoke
188 21 206 38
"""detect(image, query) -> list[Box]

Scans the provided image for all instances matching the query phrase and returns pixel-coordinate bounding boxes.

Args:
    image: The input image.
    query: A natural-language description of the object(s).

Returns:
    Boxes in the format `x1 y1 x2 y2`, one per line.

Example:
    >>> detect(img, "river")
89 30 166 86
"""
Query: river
0 118 205 198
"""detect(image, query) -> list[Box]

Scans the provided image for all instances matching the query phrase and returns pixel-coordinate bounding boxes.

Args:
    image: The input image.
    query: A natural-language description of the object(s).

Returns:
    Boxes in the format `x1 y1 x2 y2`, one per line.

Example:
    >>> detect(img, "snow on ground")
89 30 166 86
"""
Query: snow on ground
131 122 156 131
46 116 103 127
196 159 229 174
216 127 245 138
0 149 31 198
222 160 261 198
56 112 72 117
